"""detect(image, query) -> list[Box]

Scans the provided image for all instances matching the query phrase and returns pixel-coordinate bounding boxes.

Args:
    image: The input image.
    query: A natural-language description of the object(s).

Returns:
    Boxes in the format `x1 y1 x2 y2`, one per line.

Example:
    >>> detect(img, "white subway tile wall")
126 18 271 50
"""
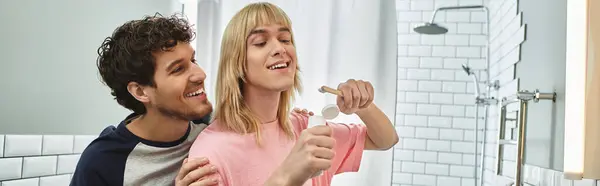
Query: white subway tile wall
394 0 600 186
0 135 96 186
394 0 487 185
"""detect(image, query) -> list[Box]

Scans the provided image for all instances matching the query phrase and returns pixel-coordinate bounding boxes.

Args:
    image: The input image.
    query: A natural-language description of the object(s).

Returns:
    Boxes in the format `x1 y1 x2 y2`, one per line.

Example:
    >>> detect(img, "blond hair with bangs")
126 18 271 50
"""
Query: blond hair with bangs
213 2 302 143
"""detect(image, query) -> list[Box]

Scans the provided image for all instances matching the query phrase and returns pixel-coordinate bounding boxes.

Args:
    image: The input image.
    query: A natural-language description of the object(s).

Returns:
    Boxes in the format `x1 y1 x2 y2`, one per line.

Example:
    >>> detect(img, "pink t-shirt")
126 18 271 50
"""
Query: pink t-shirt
188 112 367 186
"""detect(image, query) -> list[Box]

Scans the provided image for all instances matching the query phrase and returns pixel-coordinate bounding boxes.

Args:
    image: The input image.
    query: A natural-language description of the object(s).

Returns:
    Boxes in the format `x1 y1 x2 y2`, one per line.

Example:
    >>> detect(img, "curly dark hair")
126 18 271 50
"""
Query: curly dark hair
97 13 195 114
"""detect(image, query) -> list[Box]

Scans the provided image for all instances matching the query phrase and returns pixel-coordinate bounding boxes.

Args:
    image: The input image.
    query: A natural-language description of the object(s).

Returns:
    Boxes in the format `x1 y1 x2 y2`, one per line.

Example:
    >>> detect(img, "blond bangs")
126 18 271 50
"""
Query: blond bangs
244 4 293 39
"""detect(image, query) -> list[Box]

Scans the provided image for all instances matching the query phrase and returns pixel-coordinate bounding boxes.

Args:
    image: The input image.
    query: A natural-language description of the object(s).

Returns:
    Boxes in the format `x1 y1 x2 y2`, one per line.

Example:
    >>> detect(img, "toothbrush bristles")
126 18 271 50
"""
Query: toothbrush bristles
318 87 325 93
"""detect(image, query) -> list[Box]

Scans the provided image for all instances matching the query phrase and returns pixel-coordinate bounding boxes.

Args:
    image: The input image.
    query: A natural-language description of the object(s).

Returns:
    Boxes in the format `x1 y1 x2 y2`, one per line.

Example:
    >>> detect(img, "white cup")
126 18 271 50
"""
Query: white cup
308 115 326 128
305 104 339 178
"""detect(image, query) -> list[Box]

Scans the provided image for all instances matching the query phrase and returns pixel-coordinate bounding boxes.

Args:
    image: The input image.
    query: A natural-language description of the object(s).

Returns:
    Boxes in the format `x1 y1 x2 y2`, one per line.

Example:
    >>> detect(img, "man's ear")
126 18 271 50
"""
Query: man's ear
127 82 151 103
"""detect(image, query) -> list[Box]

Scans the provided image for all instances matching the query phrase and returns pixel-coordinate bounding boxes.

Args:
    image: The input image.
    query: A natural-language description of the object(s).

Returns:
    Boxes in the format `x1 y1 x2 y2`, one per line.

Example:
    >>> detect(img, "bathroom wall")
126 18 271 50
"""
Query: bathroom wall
482 0 600 185
0 135 96 185
515 0 565 170
0 0 180 135
392 0 489 185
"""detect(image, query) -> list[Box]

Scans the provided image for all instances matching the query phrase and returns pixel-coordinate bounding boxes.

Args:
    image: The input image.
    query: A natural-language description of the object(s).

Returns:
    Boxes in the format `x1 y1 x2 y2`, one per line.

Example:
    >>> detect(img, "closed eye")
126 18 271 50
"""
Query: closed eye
172 66 184 73
253 42 267 47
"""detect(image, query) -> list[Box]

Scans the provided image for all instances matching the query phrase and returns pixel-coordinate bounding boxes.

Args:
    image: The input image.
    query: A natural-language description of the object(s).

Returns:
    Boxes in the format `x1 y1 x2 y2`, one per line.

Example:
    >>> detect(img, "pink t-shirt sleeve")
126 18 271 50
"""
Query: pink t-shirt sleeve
188 138 230 186
328 122 367 174
291 112 367 174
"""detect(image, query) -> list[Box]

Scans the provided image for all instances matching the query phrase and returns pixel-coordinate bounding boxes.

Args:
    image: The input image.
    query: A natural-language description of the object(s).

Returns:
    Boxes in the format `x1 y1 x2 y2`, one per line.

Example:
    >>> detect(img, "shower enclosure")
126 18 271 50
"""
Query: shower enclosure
413 5 497 186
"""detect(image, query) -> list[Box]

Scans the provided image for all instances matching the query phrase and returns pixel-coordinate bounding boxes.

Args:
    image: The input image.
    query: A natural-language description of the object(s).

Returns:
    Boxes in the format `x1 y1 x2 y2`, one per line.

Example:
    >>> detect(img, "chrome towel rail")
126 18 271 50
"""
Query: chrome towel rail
495 89 556 186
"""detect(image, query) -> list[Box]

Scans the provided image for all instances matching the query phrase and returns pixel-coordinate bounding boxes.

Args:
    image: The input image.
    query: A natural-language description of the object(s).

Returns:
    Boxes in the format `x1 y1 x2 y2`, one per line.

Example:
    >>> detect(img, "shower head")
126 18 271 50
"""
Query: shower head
461 64 474 75
414 5 486 35
461 64 481 99
413 22 448 35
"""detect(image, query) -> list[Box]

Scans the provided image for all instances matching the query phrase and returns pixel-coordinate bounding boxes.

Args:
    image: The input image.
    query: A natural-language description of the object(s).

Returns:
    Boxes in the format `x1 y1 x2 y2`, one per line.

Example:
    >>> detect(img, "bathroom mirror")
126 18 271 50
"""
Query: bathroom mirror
516 0 566 171
0 0 183 135
563 0 600 179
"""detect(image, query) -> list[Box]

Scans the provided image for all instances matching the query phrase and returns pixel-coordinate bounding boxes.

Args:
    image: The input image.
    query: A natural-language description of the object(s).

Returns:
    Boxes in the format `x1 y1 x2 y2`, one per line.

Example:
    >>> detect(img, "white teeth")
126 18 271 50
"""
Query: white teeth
186 88 204 97
268 63 288 70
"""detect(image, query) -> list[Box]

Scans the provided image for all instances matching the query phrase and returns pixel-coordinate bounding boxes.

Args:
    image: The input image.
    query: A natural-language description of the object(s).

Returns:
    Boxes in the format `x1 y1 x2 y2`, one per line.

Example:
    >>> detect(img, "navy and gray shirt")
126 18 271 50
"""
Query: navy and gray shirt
70 113 211 186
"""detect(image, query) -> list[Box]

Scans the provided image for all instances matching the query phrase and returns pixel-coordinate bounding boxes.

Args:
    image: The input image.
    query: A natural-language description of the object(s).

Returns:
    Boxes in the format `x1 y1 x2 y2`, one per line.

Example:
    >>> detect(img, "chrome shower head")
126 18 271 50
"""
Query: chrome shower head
413 22 448 35
461 64 474 75
414 5 485 36
461 64 481 99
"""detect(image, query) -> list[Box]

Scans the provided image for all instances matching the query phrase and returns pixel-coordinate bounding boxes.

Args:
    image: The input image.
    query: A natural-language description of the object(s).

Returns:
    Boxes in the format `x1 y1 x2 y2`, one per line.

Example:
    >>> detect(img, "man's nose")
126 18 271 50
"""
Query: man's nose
189 64 207 83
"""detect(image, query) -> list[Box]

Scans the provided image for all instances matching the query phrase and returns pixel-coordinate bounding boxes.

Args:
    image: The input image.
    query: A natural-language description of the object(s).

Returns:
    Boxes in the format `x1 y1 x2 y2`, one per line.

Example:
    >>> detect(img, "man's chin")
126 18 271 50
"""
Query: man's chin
189 105 213 119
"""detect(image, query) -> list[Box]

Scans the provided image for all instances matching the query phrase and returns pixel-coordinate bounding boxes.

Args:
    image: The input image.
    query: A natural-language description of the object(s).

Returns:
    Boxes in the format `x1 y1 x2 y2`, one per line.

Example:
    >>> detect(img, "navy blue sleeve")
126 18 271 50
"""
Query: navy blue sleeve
70 126 137 186
69 158 109 186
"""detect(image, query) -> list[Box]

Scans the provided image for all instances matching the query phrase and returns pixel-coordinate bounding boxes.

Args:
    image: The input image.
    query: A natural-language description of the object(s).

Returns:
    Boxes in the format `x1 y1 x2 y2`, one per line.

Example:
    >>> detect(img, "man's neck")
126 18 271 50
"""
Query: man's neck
127 110 190 142
243 85 280 123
